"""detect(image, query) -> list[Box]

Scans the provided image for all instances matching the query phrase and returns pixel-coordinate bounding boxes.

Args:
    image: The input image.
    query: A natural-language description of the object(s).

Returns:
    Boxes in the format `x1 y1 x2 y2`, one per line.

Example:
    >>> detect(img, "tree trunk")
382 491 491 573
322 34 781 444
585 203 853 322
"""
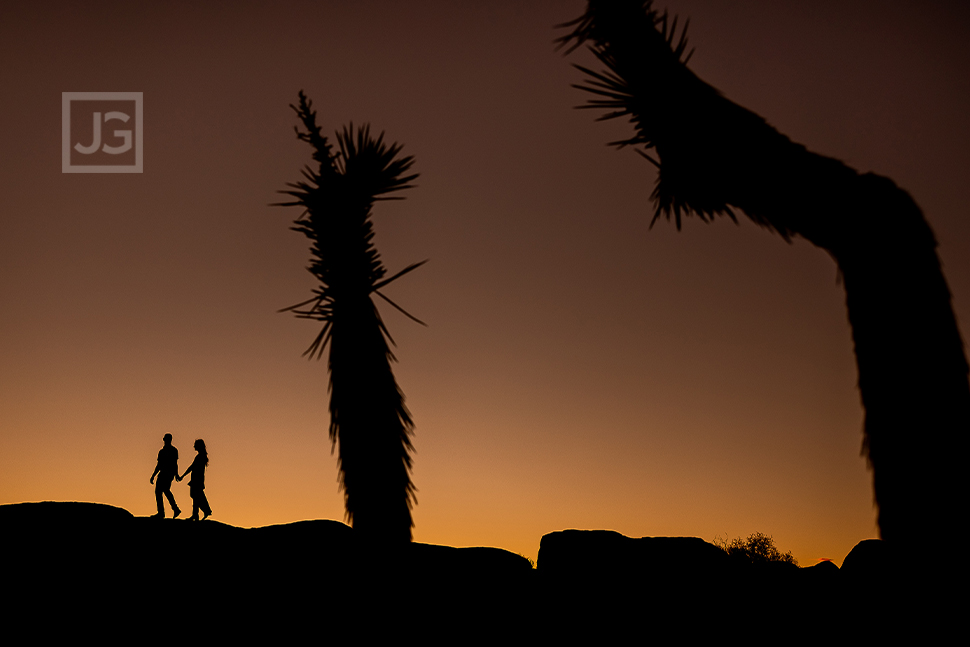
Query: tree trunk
329 296 416 543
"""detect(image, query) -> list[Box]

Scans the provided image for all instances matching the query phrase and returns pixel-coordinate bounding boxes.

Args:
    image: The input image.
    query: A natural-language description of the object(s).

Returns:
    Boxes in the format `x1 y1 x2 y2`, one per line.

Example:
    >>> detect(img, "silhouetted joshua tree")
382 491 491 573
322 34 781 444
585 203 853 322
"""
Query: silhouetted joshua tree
279 91 424 542
559 1 969 550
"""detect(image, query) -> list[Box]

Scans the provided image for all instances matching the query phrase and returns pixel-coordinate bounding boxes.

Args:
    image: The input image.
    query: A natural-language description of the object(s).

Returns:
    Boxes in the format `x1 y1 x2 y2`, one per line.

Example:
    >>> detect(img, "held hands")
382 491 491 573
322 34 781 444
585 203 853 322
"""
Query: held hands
176 475 182 482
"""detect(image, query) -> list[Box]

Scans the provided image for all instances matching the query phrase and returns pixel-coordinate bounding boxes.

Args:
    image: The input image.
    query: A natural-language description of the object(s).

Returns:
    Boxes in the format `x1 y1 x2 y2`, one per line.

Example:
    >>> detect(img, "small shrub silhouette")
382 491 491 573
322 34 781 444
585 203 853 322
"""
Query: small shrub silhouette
714 532 798 567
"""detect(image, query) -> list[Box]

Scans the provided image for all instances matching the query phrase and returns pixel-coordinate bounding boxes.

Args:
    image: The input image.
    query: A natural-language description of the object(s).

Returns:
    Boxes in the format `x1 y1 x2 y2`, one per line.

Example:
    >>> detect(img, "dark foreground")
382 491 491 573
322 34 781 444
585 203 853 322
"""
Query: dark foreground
1 502 940 641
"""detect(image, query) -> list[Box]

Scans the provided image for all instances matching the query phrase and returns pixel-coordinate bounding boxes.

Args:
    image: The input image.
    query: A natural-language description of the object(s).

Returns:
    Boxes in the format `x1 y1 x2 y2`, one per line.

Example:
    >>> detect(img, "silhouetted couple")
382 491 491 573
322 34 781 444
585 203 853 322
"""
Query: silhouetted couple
149 434 212 520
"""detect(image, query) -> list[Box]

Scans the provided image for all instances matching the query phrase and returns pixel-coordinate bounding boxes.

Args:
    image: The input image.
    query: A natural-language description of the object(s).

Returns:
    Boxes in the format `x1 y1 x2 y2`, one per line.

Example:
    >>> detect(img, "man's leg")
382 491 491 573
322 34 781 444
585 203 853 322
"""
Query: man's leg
163 479 181 518
154 481 165 517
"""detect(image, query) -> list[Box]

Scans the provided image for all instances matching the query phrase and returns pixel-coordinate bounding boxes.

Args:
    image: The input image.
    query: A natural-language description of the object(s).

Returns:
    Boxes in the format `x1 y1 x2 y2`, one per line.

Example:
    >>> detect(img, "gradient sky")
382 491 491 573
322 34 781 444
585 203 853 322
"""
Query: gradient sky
2 0 969 567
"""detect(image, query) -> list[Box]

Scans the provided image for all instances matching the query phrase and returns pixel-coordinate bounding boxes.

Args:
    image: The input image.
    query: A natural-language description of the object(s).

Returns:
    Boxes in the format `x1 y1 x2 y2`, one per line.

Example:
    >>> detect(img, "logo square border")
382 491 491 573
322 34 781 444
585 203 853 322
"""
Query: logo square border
62 92 144 173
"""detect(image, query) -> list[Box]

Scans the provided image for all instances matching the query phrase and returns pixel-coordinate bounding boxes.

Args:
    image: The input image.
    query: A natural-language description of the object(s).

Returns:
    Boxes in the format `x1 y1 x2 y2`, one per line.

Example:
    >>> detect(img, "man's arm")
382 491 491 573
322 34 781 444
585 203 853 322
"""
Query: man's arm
150 449 162 483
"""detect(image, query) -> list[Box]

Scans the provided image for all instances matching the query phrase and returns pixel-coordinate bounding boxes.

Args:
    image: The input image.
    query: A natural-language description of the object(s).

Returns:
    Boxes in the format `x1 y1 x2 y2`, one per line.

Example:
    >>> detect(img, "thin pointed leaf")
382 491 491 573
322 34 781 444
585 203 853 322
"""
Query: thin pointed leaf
372 259 428 292
375 290 428 326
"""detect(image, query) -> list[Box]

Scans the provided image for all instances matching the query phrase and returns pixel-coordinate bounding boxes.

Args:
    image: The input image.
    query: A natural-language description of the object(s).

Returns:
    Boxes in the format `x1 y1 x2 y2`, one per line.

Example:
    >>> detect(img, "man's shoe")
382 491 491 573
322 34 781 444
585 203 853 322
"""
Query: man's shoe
151 512 164 519
173 508 182 519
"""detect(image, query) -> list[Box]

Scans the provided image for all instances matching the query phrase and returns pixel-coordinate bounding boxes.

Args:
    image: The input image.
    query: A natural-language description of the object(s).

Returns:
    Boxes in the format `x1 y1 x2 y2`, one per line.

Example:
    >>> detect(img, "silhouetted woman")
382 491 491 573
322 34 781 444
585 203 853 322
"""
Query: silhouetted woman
178 439 212 520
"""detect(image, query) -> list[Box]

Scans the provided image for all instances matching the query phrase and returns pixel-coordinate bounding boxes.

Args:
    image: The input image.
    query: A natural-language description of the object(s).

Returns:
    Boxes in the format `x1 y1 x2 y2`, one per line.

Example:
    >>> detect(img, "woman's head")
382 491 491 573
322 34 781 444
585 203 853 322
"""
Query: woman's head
194 439 208 466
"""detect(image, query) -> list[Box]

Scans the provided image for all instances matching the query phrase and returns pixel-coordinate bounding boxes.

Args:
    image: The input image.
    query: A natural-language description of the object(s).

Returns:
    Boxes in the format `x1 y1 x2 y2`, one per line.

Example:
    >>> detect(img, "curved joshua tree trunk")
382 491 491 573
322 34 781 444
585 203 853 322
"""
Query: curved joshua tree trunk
279 91 424 542
560 1 969 550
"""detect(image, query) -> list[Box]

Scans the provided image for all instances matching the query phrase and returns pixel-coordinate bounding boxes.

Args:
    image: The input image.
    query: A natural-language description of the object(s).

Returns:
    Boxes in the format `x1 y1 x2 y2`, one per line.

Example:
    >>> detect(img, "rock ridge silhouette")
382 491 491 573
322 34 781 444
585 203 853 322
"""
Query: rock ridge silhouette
2 502 921 640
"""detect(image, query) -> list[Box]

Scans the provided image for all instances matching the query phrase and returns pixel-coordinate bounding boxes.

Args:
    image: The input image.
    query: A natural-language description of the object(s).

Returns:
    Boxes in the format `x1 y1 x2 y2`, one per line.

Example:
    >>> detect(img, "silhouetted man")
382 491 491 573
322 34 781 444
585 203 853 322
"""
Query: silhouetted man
150 433 181 519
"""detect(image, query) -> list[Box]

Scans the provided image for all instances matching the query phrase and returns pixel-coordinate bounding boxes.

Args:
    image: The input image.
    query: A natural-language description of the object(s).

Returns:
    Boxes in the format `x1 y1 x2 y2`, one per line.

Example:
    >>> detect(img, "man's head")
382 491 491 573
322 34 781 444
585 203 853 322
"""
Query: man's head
162 433 173 445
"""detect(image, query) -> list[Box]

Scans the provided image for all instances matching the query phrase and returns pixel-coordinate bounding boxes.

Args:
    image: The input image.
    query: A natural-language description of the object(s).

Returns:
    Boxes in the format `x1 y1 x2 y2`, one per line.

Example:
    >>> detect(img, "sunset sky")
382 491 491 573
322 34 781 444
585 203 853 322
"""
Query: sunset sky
2 0 969 568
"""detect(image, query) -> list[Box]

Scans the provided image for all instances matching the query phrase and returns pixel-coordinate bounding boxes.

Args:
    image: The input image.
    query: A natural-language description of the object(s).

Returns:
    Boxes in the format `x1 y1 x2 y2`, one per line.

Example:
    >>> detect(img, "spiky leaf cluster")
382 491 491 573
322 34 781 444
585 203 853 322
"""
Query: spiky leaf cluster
279 91 425 358
558 0 805 237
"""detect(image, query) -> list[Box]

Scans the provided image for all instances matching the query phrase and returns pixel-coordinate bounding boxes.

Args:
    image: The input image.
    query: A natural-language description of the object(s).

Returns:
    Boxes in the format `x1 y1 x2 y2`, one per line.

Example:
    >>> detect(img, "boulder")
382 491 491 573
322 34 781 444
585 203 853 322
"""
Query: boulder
537 529 731 584
841 538 891 582
798 558 839 583
535 530 740 641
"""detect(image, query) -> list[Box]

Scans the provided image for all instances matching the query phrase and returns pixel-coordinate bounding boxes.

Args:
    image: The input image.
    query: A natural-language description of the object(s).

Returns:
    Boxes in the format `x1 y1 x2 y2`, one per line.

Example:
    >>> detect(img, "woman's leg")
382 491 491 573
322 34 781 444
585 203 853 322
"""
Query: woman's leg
198 491 211 518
